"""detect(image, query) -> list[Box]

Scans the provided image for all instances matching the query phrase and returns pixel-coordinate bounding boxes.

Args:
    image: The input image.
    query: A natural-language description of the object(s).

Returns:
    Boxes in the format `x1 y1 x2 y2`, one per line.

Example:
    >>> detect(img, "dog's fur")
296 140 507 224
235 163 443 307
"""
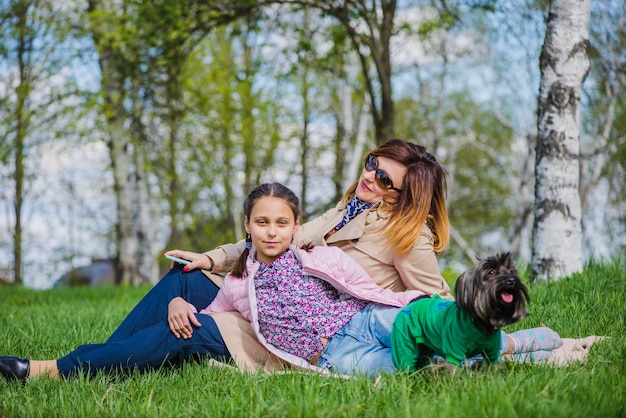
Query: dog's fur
455 252 530 337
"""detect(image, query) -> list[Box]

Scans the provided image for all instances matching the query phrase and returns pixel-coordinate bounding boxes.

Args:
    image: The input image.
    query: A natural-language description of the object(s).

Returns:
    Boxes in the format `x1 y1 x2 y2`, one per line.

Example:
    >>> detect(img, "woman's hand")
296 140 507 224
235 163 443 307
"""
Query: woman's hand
168 297 202 339
163 250 214 272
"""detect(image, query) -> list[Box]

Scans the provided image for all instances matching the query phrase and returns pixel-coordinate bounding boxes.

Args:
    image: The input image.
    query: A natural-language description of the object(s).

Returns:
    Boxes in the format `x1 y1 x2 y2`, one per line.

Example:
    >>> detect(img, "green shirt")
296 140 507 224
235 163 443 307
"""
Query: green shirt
391 295 501 372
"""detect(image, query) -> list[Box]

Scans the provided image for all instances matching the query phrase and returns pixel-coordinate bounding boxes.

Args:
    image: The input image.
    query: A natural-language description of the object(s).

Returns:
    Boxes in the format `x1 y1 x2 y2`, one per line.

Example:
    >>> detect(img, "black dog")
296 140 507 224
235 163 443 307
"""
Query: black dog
455 252 530 337
391 253 530 372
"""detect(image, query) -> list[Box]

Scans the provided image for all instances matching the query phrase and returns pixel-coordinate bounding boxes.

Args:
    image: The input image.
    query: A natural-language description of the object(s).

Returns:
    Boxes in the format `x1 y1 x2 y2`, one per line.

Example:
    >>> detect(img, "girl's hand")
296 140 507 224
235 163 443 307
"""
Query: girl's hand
163 250 214 272
167 297 202 339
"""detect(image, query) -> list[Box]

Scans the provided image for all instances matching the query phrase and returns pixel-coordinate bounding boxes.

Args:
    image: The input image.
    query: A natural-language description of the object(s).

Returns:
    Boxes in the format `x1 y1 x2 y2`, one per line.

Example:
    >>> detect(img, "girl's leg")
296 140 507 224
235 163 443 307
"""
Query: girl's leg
499 327 563 363
57 314 230 378
317 304 401 377
107 266 220 342
504 327 563 353
460 328 563 367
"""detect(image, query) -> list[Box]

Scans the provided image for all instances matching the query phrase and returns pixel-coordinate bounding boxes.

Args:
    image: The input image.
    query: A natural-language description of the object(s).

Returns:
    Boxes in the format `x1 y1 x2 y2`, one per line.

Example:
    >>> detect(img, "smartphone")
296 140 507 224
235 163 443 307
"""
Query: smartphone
164 255 191 265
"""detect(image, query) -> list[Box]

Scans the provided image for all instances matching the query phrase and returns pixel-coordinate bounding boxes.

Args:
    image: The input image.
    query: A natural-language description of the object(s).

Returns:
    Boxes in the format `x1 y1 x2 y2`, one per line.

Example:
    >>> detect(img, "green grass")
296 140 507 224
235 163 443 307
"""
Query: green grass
1 259 625 418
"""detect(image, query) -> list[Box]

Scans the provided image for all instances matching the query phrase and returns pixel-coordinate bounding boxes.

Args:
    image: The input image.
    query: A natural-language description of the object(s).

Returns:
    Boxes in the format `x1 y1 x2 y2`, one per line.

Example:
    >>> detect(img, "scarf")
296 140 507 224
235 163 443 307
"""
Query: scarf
334 196 373 231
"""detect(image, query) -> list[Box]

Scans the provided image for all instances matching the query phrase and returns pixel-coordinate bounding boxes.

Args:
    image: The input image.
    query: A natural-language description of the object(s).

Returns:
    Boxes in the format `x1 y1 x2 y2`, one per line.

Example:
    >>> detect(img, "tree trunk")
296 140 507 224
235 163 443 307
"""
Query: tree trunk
531 0 590 281
11 1 35 286
509 134 536 258
87 0 139 286
297 0 397 145
108 123 138 286
134 143 158 285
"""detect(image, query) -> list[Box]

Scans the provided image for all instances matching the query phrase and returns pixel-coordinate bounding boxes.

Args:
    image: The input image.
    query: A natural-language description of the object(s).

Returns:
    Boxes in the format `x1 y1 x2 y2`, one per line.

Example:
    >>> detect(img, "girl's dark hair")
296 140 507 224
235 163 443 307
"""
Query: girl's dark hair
231 182 301 278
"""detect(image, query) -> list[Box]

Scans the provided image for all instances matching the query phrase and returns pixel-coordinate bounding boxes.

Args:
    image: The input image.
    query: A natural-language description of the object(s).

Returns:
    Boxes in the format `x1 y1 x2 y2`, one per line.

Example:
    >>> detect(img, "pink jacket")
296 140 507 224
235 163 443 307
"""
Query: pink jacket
197 245 424 374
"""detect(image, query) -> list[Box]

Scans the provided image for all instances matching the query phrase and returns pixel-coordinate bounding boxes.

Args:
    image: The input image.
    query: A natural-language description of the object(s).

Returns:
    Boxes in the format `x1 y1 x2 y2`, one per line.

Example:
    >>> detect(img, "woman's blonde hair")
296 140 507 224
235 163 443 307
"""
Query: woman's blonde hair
342 139 450 255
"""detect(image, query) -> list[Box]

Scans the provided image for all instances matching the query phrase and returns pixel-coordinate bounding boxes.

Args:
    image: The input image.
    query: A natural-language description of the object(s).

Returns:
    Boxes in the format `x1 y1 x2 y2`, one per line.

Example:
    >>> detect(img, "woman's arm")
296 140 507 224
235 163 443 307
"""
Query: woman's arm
393 226 452 299
201 240 246 273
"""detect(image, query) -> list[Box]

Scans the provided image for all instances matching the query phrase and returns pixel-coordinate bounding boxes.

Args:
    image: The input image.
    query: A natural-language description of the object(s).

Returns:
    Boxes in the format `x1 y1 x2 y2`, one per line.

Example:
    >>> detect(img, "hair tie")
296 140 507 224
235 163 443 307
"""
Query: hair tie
245 234 252 250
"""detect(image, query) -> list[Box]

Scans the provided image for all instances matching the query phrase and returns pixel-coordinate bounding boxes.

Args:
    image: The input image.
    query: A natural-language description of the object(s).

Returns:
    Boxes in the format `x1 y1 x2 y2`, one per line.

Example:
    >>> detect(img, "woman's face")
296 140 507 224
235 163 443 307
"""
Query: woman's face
355 155 407 204
245 196 299 264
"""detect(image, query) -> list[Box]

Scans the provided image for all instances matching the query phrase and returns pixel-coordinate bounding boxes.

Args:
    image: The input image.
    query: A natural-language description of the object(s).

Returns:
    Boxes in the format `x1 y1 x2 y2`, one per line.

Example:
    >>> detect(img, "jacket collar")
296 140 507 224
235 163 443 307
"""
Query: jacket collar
326 200 387 243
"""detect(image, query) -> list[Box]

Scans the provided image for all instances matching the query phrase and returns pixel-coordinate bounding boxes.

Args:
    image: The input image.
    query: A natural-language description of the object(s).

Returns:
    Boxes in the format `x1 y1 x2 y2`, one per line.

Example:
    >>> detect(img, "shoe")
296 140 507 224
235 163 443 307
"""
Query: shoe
0 356 30 383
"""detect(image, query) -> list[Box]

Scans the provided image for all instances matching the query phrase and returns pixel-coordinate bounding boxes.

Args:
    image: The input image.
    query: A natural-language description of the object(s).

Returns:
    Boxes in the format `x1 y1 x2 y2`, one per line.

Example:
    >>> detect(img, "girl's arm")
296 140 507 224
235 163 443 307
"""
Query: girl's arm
198 276 240 316
331 247 425 306
168 297 202 339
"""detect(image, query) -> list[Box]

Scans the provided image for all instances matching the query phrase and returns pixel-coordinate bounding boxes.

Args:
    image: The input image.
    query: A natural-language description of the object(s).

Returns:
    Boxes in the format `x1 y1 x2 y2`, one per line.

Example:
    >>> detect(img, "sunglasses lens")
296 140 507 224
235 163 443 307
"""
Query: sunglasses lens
364 153 399 191
375 171 392 189
365 154 377 171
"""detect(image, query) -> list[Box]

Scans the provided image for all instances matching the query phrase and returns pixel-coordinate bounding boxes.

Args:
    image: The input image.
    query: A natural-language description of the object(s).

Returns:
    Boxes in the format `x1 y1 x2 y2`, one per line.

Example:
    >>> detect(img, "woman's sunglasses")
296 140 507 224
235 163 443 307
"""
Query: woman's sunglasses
364 154 402 193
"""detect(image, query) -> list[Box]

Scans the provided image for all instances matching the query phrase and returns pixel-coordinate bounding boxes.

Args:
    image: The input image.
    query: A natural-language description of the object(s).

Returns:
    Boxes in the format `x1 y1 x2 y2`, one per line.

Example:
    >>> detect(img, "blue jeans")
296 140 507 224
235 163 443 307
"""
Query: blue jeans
316 303 401 377
56 265 230 378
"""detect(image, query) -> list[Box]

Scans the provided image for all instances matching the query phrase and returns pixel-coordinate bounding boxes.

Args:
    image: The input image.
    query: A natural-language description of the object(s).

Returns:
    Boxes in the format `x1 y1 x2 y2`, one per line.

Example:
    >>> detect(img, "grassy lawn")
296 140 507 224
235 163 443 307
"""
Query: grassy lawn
1 259 625 418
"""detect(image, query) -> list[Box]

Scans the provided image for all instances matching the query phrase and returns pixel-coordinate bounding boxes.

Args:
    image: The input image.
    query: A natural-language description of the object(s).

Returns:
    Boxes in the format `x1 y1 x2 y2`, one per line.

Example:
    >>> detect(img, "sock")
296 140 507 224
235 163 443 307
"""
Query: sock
506 327 563 354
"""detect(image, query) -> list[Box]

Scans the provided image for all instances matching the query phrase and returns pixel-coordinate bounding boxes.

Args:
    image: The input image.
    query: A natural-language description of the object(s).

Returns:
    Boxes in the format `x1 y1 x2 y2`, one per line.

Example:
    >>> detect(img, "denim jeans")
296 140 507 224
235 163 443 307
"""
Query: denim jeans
316 303 401 377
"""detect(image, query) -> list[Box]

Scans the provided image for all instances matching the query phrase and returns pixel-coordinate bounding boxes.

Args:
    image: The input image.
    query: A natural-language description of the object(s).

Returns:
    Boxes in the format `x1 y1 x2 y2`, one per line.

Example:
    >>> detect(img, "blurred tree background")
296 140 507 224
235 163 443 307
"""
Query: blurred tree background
1 0 623 288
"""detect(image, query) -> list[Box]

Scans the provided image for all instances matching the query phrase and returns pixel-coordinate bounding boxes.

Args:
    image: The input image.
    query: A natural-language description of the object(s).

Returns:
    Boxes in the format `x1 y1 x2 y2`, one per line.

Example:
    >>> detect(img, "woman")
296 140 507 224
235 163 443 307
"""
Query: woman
105 138 453 372
166 139 556 370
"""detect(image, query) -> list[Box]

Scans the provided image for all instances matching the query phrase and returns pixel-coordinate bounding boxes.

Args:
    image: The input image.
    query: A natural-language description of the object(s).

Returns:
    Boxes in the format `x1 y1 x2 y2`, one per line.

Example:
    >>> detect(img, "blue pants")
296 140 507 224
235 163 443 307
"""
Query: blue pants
56 266 230 378
317 304 401 377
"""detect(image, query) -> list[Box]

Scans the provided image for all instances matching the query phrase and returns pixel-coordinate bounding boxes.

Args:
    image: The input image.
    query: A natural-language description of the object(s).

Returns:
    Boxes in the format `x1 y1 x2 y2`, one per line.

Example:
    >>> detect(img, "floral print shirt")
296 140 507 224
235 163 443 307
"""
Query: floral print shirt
254 249 366 361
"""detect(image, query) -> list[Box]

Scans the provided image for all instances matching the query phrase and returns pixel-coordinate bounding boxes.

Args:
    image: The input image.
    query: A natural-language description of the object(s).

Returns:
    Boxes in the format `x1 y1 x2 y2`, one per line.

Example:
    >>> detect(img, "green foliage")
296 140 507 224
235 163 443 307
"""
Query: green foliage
417 10 458 38
1 259 625 417
395 86 518 264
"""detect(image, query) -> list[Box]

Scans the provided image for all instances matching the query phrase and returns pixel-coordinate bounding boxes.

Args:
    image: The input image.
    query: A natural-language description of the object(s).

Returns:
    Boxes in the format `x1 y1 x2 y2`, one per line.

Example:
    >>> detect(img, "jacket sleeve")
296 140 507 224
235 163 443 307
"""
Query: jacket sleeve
393 224 452 300
199 279 236 315
335 248 425 306
203 240 246 273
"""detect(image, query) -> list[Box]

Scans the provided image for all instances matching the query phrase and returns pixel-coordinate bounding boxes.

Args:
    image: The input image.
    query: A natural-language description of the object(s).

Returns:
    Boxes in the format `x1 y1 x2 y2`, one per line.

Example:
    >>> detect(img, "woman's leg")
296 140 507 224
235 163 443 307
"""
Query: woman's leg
57 314 230 378
107 266 219 342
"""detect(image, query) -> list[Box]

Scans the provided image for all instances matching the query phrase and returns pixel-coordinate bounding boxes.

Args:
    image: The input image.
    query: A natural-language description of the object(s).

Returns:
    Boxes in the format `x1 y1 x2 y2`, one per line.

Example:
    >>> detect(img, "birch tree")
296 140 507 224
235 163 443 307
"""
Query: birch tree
531 0 590 281
85 0 261 285
0 0 74 285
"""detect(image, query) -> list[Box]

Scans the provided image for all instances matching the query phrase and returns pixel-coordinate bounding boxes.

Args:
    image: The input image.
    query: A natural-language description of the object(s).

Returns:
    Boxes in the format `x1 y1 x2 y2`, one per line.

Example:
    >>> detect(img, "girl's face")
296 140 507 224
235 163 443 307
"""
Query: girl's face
355 155 407 204
245 196 299 264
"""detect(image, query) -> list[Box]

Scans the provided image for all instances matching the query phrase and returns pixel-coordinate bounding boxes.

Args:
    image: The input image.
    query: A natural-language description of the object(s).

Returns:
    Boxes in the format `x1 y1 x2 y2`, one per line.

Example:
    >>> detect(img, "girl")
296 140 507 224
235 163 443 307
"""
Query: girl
196 182 424 376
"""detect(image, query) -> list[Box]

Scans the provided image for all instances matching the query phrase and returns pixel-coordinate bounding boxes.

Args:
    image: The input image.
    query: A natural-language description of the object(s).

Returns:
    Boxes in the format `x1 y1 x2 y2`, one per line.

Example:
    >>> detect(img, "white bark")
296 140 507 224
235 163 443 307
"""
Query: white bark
135 146 158 285
109 128 137 285
532 0 590 281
